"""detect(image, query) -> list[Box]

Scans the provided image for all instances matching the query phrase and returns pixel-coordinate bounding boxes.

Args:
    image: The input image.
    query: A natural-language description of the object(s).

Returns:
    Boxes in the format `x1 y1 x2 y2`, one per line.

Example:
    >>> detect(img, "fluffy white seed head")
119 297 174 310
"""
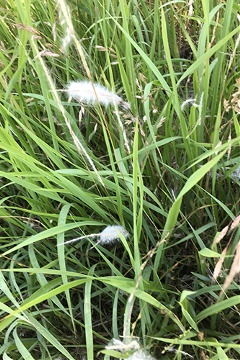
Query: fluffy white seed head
105 338 155 360
58 225 129 248
105 338 140 352
66 80 130 109
126 350 156 360
98 225 130 245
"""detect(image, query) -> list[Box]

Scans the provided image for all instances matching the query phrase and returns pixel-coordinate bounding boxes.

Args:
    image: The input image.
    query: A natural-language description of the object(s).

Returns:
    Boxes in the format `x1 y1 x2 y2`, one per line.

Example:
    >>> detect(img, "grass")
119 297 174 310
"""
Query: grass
0 0 240 359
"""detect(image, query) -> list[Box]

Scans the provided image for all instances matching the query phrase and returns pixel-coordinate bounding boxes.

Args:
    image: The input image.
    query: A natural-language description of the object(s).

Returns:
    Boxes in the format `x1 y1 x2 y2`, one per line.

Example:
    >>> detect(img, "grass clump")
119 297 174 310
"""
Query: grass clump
0 0 240 359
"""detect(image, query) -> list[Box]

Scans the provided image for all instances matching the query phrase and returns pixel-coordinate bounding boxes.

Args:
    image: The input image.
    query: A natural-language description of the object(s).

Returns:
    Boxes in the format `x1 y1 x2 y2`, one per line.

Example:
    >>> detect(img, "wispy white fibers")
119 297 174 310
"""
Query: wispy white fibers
66 80 130 110
66 80 131 153
105 339 156 360
105 338 140 352
58 225 130 247
126 349 156 360
98 225 130 245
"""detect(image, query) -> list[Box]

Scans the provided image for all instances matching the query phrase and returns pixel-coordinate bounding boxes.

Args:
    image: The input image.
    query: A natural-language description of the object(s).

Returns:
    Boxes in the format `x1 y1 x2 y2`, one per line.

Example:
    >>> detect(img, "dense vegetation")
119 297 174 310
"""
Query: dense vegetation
0 0 240 359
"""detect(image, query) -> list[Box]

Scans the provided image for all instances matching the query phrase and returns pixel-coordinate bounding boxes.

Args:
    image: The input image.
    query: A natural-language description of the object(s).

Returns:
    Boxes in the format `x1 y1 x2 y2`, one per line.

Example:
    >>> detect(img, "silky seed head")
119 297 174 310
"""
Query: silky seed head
66 80 129 109
126 350 156 360
98 225 130 245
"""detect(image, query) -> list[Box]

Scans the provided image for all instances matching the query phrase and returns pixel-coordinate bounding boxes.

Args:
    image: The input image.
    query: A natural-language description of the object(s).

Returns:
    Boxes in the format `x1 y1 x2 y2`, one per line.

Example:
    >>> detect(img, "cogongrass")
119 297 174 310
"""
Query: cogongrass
0 0 240 359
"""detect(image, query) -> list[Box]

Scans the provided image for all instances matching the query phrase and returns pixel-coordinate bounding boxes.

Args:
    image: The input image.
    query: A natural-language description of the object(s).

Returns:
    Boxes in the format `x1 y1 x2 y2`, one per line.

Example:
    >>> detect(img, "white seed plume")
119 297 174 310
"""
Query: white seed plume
181 98 197 111
57 225 130 247
126 350 156 360
66 80 130 109
98 225 130 245
105 338 140 352
105 338 156 360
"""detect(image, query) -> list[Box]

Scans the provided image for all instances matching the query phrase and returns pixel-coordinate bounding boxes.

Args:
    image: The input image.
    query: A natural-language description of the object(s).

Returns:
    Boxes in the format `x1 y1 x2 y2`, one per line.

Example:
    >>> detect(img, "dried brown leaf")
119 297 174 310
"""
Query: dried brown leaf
230 214 240 231
213 247 227 281
220 241 240 295
215 225 229 244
